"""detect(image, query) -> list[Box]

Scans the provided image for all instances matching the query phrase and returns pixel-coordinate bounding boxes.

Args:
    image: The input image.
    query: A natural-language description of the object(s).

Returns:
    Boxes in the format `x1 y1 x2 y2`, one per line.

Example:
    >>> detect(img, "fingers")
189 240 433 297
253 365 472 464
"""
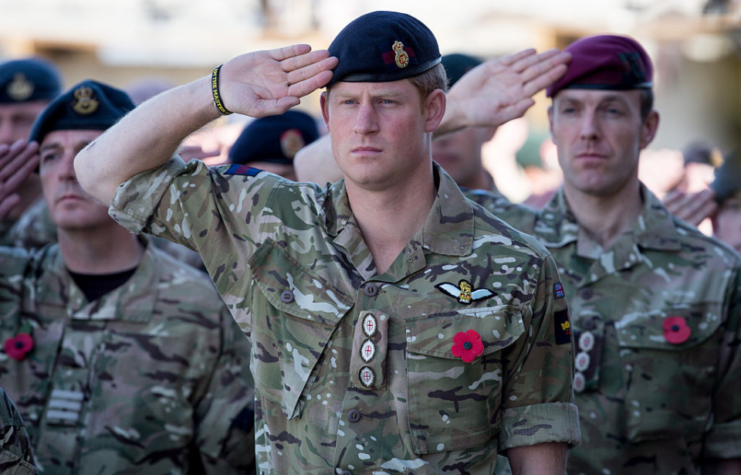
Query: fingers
521 51 570 84
523 64 568 97
286 57 338 87
1 154 39 196
0 193 20 220
511 48 562 73
498 49 537 67
268 44 313 61
287 69 335 98
280 49 333 73
664 189 717 226
0 140 39 182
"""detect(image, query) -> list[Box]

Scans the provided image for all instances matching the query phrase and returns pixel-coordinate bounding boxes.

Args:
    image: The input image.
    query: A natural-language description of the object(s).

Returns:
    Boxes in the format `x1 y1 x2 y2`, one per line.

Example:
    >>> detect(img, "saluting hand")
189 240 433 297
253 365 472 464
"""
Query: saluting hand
441 49 571 134
218 45 338 118
0 139 39 220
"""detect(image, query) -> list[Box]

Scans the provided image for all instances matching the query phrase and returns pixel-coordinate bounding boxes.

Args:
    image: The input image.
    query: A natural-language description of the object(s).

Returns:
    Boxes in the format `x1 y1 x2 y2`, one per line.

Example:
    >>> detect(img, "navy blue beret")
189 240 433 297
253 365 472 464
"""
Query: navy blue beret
229 110 318 166
0 57 62 104
441 53 482 88
712 151 741 203
327 11 441 86
547 35 653 98
29 80 135 145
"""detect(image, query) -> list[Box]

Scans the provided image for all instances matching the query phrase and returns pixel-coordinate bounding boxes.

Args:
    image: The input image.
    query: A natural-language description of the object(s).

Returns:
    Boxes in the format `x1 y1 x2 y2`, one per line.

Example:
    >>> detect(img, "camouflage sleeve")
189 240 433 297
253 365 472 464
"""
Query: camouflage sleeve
108 157 282 292
702 266 741 459
499 253 580 450
194 306 256 473
0 388 37 475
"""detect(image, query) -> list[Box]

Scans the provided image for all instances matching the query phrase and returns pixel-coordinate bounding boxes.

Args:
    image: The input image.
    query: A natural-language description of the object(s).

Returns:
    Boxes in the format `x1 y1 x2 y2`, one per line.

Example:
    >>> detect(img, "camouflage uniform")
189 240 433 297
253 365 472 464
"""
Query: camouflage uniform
0 388 36 475
0 239 255 474
107 157 580 475
463 188 538 233
488 185 741 474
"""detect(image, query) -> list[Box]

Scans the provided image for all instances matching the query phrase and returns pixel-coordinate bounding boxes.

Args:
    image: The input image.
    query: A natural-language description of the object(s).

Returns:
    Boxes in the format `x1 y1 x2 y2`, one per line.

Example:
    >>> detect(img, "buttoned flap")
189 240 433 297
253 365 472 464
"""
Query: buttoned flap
250 241 353 420
406 305 525 359
615 303 723 351
405 305 525 454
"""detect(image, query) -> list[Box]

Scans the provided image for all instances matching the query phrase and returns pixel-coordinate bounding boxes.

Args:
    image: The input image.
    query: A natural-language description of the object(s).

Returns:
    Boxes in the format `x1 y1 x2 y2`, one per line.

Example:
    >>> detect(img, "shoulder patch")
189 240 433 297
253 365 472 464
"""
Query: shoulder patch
554 282 565 299
554 309 571 345
225 164 262 177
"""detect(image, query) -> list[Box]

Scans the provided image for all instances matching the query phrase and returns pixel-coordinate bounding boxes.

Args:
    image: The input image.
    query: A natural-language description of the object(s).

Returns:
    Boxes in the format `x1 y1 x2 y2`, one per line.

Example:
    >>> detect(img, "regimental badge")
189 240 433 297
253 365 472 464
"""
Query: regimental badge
575 351 590 372
359 366 376 388
72 87 99 115
362 314 378 337
280 128 305 159
360 339 376 363
7 74 34 101
436 280 493 305
392 40 410 69
573 371 586 393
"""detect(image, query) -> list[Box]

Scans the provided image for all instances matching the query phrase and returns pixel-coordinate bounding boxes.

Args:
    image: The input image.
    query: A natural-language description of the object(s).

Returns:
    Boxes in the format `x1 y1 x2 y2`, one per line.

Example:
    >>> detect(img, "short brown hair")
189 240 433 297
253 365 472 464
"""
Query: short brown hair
639 89 654 122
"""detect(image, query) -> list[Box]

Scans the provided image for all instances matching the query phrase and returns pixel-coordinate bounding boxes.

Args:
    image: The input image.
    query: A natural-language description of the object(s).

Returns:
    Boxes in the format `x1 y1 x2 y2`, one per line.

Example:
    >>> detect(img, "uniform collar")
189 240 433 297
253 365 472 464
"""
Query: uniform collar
321 163 474 282
43 237 159 322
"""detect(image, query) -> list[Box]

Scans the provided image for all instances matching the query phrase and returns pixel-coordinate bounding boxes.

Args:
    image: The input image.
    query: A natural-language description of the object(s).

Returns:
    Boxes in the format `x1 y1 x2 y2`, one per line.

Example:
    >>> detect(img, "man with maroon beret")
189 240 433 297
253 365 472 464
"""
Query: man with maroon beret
516 34 741 474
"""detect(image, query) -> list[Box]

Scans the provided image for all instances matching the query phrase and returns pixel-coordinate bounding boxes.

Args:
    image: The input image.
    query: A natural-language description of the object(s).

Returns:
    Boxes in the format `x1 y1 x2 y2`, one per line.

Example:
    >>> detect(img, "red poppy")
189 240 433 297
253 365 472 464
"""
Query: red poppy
663 316 691 345
4 333 34 361
451 330 484 363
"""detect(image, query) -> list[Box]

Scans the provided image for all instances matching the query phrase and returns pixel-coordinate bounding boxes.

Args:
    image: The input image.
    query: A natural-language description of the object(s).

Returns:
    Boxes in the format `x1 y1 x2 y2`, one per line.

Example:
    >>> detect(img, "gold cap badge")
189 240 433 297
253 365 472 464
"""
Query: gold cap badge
280 129 305 159
392 41 410 69
71 87 99 115
7 74 34 101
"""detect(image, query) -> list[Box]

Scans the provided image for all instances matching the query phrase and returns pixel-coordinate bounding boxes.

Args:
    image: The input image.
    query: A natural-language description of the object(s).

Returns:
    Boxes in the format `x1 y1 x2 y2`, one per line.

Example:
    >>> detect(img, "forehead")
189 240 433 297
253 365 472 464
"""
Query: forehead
329 78 418 97
0 100 48 116
41 129 103 148
554 88 641 106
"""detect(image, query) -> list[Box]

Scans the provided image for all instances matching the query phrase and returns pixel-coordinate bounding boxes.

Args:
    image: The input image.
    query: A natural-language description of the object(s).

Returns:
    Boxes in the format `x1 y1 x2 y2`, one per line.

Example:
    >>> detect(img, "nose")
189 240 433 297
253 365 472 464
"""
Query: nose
352 103 379 135
57 151 78 181
579 109 600 142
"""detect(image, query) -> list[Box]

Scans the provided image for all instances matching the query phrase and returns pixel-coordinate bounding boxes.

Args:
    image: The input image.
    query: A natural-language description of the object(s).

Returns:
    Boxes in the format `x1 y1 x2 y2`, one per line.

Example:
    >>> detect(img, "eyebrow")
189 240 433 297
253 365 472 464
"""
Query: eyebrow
40 143 60 152
333 90 405 98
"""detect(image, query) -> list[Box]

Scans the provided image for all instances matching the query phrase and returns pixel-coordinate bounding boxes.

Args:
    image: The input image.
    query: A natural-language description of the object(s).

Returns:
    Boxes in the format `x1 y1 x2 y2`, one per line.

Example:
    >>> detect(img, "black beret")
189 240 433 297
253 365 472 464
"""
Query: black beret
547 35 653 98
441 53 482 88
327 11 441 87
711 152 741 203
0 57 62 104
229 110 318 166
29 80 135 145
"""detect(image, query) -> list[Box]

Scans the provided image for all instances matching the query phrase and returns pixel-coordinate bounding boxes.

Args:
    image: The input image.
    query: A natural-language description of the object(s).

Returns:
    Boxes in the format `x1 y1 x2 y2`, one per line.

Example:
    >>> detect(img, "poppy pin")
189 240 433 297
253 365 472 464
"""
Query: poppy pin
451 329 484 363
4 322 34 361
663 316 691 345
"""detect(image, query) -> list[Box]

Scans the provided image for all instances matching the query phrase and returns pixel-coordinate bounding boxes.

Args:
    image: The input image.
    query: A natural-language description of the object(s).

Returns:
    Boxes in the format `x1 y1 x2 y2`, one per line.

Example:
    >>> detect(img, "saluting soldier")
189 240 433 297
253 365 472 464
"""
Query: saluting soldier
0 80 255 474
74 11 580 475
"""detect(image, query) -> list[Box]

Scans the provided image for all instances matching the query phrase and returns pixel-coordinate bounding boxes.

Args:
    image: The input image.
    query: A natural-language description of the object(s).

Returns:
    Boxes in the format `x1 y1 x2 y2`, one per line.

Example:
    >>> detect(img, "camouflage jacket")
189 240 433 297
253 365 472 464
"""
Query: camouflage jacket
0 240 255 475
0 388 36 475
513 186 741 474
463 188 538 233
108 158 580 475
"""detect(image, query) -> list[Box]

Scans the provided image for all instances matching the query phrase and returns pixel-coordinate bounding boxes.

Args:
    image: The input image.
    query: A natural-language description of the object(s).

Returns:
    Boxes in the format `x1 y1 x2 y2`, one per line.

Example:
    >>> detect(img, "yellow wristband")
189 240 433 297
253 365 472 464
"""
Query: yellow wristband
211 65 232 116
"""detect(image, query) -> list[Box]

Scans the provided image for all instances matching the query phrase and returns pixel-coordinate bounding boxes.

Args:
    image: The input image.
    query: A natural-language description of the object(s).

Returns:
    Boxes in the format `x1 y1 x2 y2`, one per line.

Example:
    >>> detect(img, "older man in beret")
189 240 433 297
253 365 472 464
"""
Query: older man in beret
482 34 741 474
0 79 256 474
0 58 61 246
74 10 579 475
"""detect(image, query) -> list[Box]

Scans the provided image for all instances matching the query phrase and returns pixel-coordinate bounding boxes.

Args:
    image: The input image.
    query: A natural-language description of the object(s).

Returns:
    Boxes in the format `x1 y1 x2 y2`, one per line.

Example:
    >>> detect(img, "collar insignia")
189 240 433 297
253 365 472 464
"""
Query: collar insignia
436 280 493 305
72 86 99 115
392 40 410 69
280 128 304 158
7 74 34 101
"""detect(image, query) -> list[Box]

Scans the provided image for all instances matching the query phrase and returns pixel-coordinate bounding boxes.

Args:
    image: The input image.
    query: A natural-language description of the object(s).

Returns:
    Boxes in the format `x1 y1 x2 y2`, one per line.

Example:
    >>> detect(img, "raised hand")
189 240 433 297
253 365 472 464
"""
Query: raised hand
441 49 570 135
0 139 39 220
219 45 338 118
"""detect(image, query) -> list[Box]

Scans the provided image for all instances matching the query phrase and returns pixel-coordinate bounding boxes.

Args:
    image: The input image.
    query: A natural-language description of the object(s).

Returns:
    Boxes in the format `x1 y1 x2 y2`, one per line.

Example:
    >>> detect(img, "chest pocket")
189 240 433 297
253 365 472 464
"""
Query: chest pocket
615 303 724 442
405 305 525 454
251 241 353 420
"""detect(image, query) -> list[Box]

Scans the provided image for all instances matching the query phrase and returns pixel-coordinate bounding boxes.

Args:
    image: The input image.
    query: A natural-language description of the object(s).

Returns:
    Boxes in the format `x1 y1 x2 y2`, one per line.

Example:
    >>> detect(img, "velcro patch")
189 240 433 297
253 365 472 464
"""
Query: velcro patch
224 164 262 176
554 282 565 299
554 309 571 345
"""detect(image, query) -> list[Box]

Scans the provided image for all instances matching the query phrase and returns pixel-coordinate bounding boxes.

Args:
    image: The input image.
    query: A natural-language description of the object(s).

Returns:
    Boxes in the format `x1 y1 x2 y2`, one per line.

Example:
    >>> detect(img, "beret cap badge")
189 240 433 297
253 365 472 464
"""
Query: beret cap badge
392 40 410 69
7 73 34 102
72 86 99 115
280 129 305 159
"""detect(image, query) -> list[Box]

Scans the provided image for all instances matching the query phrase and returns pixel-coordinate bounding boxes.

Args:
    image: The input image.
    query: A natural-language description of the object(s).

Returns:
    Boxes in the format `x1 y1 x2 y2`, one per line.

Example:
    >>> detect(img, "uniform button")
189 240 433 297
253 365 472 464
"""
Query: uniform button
364 283 378 297
348 409 361 423
580 288 594 300
280 290 294 303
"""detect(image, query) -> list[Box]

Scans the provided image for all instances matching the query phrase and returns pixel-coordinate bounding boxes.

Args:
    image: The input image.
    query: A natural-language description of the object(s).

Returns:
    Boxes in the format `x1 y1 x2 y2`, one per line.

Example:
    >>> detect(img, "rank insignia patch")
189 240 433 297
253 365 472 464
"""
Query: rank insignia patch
554 282 565 299
436 280 493 305
554 309 571 345
224 164 262 176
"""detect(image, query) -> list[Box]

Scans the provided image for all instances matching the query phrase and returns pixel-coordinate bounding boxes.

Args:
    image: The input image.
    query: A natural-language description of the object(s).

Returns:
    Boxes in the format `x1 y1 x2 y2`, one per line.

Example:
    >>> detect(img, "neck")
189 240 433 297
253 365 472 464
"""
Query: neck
563 179 643 249
345 166 437 275
58 224 144 274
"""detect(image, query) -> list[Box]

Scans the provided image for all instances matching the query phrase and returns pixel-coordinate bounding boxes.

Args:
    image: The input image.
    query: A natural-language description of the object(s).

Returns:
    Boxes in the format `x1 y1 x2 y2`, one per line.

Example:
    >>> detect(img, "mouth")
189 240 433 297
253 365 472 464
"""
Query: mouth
351 146 382 155
575 153 608 160
57 194 86 203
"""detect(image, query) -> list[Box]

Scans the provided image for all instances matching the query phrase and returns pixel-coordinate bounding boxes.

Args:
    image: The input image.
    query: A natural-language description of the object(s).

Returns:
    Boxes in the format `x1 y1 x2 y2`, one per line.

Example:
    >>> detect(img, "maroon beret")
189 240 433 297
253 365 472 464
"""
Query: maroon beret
546 34 653 98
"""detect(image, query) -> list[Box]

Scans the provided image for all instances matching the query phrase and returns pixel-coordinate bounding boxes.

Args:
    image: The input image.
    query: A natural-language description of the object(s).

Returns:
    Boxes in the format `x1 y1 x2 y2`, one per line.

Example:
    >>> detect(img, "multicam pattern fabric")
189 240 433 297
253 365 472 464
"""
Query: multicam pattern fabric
486 185 741 475
463 188 538 234
0 387 36 475
108 157 580 475
0 240 255 475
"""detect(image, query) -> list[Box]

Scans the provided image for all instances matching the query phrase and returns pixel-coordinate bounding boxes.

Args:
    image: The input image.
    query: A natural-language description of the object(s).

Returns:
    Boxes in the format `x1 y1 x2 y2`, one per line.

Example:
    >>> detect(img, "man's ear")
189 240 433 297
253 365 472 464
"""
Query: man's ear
320 91 330 131
424 89 446 133
639 110 660 150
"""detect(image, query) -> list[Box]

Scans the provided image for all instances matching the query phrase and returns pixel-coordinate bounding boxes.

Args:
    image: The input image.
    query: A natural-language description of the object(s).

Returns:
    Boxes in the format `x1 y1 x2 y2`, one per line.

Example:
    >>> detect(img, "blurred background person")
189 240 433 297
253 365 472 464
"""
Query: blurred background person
710 151 741 254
